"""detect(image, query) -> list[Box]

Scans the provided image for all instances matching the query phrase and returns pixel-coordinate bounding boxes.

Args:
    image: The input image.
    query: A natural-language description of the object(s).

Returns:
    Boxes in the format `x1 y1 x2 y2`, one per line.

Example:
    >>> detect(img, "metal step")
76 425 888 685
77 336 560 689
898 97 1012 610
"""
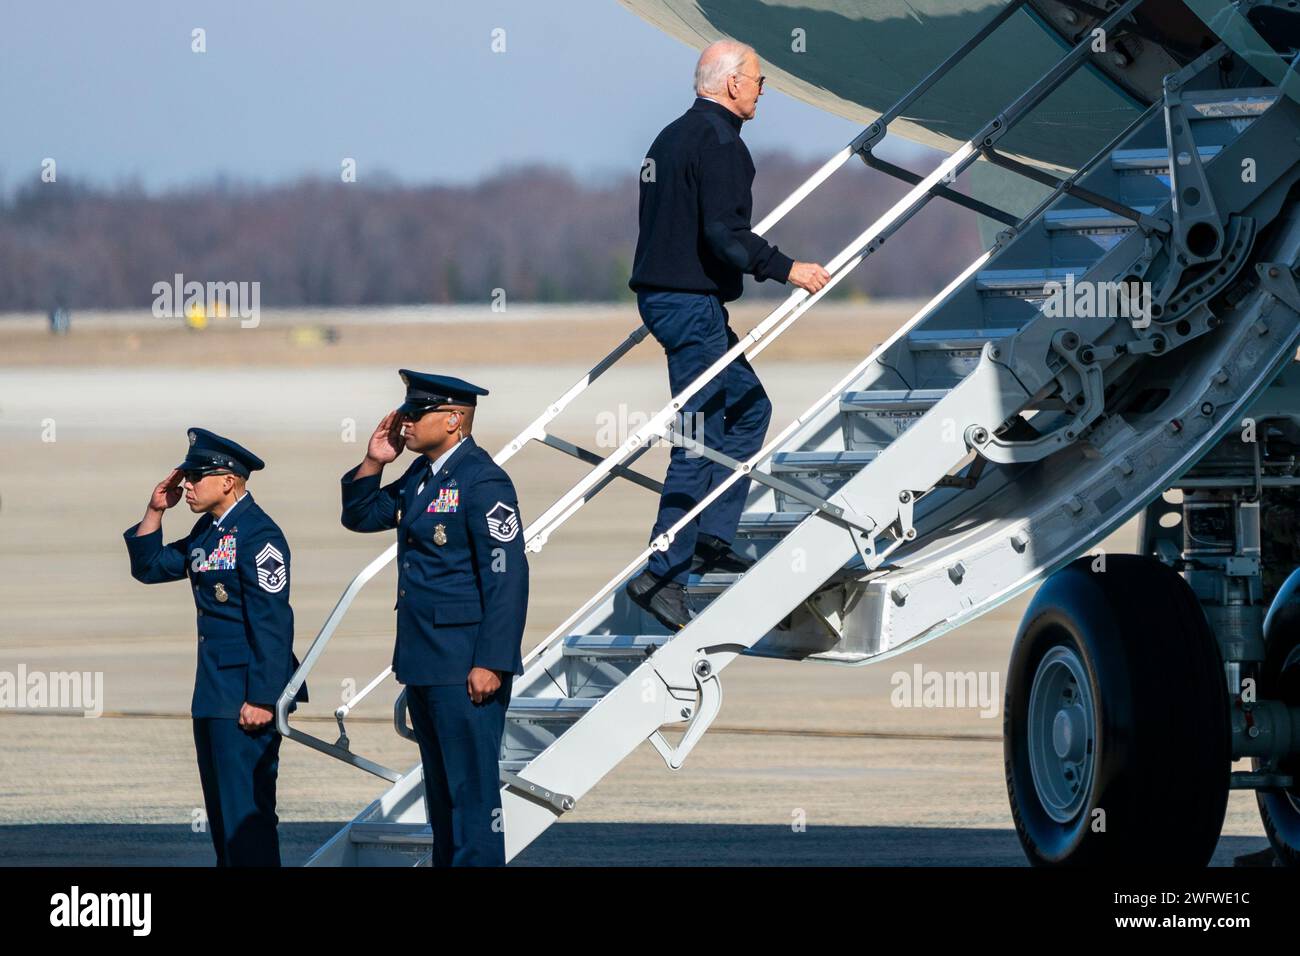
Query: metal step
769 449 878 510
770 449 879 470
1043 204 1154 232
1109 146 1226 205
560 634 668 697
1181 87 1276 119
900 327 1023 387
973 266 1085 296
969 265 1094 348
503 696 599 763
561 633 667 658
908 326 1024 345
735 510 807 538
347 822 433 867
688 569 865 611
1109 145 1222 174
349 822 431 846
686 571 743 599
507 697 598 721
838 389 950 451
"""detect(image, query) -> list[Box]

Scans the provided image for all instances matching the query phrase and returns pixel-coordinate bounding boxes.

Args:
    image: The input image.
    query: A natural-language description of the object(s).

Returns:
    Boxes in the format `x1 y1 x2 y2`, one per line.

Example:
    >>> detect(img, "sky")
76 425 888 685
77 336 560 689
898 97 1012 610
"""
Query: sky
0 0 872 193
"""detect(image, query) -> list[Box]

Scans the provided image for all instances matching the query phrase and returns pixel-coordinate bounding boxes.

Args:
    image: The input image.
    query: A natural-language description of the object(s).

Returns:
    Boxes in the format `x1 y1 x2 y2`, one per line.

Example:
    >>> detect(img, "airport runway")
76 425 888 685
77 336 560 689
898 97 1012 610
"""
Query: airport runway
0 306 1276 865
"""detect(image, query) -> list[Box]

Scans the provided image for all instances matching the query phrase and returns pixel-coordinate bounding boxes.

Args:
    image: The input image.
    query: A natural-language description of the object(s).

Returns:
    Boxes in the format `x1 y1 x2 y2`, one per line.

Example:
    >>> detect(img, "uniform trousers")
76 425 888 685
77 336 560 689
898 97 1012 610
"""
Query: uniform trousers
406 675 514 866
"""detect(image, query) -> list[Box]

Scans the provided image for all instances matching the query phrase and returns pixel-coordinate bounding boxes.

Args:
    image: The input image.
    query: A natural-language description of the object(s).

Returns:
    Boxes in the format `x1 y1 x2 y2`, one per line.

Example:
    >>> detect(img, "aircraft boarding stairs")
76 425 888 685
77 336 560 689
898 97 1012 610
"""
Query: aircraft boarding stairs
282 0 1300 864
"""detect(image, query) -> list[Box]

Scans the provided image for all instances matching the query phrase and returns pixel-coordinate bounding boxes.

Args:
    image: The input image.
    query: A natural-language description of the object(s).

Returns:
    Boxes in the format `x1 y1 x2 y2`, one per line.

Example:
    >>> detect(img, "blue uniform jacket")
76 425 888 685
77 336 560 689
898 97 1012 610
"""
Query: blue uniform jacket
123 494 308 719
340 437 528 685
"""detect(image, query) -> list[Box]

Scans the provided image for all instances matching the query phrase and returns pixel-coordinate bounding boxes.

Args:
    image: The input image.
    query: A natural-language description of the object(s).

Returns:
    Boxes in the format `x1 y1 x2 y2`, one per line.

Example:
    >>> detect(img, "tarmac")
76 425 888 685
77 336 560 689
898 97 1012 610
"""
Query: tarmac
0 304 1277 865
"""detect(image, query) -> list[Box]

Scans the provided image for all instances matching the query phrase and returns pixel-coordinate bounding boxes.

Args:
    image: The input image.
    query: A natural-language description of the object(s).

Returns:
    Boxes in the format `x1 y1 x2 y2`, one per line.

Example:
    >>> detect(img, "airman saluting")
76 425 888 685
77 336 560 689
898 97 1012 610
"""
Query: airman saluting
341 371 528 866
124 428 306 867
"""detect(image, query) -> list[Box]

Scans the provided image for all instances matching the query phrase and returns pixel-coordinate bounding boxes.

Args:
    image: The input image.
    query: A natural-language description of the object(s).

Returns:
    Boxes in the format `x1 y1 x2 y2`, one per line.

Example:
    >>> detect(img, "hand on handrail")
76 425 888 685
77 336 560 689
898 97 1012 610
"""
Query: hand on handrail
788 262 831 294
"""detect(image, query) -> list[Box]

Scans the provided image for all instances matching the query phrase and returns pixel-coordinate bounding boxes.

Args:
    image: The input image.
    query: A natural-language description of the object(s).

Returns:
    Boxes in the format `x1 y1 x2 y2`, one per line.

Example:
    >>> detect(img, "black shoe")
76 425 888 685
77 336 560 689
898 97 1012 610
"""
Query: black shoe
690 533 754 575
625 569 692 631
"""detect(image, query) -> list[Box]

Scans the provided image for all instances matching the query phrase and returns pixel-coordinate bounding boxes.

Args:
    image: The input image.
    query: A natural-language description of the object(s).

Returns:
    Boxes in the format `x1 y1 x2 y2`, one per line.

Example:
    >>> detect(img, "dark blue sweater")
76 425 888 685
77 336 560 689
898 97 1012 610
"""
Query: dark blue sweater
629 97 794 302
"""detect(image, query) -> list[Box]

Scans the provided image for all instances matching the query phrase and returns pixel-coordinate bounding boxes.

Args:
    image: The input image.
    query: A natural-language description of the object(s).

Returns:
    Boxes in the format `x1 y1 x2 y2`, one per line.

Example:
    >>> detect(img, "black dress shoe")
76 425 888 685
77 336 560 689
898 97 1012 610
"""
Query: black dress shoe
690 533 754 575
625 569 692 631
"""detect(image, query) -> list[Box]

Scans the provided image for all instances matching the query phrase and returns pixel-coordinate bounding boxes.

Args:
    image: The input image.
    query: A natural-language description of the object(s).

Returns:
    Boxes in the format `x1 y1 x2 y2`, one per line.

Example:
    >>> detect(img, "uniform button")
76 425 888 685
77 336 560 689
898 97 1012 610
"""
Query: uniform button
198 609 204 617
403 561 409 569
199 634 206 642
399 589 406 598
406 536 414 545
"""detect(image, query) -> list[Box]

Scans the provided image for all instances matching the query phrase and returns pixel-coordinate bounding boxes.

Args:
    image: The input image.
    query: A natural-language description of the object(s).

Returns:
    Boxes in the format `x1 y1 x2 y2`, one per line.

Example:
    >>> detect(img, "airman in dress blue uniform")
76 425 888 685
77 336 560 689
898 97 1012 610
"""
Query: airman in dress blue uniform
340 371 528 867
123 428 307 867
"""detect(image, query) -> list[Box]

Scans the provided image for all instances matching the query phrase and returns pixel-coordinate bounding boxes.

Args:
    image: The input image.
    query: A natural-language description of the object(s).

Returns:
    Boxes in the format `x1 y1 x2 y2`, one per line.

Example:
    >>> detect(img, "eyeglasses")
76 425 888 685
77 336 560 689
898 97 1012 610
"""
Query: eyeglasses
734 71 766 90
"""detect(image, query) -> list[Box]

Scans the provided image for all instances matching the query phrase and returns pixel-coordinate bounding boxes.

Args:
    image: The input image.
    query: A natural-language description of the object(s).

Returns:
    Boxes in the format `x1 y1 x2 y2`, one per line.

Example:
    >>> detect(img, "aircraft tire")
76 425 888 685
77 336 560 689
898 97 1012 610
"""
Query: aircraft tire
1004 555 1230 865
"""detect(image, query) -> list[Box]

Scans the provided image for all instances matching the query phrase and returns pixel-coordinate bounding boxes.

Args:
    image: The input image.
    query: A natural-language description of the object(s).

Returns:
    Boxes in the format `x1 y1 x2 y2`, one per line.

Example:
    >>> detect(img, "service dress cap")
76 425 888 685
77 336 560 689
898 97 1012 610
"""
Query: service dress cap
177 427 265 478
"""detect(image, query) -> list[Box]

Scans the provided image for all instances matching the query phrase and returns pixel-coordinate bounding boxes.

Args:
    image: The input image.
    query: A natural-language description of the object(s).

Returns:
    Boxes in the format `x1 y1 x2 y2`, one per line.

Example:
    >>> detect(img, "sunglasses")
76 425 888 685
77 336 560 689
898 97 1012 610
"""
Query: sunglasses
181 469 233 483
402 407 460 422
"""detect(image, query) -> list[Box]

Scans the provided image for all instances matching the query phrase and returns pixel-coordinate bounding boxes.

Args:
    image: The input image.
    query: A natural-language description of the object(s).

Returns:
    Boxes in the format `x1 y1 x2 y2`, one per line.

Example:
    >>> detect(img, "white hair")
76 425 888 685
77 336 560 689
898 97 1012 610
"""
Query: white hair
694 40 755 95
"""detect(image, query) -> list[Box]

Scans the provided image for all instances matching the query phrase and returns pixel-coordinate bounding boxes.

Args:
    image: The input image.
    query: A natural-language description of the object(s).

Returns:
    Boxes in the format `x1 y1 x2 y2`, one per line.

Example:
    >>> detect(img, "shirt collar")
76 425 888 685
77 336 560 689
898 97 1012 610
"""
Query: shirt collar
426 437 466 479
213 491 249 529
693 95 744 130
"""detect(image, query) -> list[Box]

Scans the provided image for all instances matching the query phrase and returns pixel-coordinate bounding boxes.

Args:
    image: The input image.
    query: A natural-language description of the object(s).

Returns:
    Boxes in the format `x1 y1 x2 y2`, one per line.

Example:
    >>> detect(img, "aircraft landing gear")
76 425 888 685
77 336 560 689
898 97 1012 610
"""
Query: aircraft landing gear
1004 555 1231 865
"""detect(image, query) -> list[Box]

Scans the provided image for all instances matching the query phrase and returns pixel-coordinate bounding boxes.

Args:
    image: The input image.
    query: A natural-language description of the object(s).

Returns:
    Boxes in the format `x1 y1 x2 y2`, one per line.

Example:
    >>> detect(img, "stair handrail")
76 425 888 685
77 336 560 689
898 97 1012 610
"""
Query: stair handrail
516 0 1145 554
520 248 997 668
276 0 1146 768
492 0 1033 472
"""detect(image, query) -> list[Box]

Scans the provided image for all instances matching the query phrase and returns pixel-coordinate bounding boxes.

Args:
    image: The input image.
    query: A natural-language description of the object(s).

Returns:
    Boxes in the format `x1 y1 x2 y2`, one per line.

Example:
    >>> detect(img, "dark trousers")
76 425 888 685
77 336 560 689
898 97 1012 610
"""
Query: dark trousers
192 718 282 867
406 675 513 867
637 290 772 584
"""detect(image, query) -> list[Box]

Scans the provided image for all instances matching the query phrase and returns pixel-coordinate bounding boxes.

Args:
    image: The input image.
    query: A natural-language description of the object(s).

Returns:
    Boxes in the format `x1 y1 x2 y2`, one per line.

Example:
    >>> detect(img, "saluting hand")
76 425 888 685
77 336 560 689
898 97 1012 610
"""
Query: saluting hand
149 468 184 513
365 410 407 465
467 667 502 704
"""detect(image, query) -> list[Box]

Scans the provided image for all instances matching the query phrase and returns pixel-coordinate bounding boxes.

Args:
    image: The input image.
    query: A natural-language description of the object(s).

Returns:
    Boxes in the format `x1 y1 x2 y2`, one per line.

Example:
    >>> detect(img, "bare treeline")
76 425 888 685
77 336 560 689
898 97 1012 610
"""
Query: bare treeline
0 152 983 311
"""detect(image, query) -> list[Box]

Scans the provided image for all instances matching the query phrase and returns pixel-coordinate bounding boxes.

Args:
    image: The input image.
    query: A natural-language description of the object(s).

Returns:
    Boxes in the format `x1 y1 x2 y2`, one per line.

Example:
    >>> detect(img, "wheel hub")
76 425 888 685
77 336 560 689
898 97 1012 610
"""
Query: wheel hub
1028 646 1097 823
1052 704 1087 762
